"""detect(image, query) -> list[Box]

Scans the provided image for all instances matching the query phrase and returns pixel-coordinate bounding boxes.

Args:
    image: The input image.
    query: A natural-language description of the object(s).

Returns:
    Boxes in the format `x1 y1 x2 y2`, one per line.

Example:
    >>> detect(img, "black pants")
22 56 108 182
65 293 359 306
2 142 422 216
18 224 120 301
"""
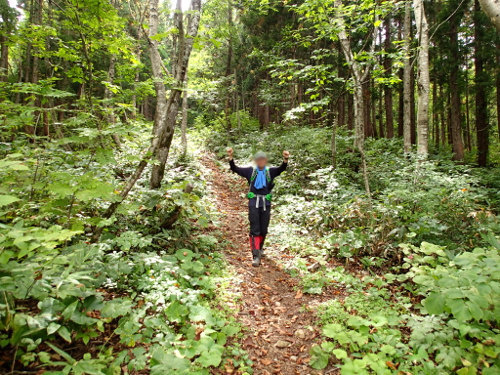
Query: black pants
249 204 271 236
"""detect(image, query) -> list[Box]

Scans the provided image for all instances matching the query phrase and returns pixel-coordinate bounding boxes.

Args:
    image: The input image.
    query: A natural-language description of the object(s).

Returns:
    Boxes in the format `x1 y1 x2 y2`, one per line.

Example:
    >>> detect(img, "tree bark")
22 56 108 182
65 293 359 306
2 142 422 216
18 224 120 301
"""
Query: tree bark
414 0 430 156
475 0 489 166
496 40 500 139
478 0 500 31
335 0 378 196
433 81 439 145
105 55 122 149
403 1 412 153
149 0 201 188
384 17 394 138
181 85 188 155
449 6 465 160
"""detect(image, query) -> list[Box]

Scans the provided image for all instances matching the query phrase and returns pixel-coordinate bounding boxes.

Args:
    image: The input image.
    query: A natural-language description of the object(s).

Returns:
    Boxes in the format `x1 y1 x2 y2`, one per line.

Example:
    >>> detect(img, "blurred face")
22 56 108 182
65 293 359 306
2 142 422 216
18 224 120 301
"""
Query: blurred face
255 157 268 169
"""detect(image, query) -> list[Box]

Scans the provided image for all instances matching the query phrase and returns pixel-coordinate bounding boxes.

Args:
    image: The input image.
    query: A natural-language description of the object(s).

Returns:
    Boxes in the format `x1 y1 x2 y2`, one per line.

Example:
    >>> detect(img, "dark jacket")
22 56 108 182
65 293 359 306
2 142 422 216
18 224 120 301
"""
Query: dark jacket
229 159 287 206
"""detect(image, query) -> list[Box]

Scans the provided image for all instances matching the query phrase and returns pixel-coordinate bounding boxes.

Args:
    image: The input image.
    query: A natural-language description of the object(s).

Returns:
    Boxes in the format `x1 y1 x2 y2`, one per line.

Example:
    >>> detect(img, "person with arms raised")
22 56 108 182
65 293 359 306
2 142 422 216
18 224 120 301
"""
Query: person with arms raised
227 148 289 267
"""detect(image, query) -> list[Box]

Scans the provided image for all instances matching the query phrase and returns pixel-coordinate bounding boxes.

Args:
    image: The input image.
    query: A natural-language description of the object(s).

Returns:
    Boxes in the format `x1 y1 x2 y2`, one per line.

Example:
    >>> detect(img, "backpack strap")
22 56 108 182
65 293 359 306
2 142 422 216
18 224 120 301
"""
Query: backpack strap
248 167 271 199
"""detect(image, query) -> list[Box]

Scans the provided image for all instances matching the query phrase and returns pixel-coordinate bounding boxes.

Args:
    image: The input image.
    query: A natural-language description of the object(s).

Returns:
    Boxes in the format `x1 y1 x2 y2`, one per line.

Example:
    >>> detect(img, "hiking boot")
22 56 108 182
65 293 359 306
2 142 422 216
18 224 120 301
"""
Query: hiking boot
260 249 265 258
252 249 261 267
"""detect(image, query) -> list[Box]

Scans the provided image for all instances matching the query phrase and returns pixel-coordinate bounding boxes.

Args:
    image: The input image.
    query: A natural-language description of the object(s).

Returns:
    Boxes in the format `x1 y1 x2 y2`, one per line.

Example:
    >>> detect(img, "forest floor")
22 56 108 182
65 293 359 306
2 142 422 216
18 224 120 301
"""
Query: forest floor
203 155 340 375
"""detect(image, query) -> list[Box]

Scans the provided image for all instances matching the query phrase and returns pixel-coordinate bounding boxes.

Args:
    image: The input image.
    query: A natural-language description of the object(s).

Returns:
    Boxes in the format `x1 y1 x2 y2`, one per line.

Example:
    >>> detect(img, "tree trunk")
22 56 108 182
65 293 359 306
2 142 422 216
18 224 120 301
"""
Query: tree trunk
224 0 233 131
496 40 500 139
363 79 374 137
335 0 378 196
433 82 439 145
347 93 354 130
105 55 122 149
478 0 500 31
414 0 430 156
149 0 201 188
331 116 337 168
384 17 394 138
475 0 489 166
378 92 384 138
181 86 188 155
449 8 465 160
403 1 412 153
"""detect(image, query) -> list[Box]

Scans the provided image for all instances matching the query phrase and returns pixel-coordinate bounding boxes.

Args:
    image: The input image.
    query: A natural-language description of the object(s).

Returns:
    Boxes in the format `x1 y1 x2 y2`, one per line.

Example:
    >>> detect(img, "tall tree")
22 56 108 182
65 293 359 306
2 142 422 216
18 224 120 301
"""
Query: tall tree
0 0 16 81
402 1 412 153
448 0 465 160
149 0 202 188
384 17 394 138
474 0 489 166
414 0 430 155
334 0 380 196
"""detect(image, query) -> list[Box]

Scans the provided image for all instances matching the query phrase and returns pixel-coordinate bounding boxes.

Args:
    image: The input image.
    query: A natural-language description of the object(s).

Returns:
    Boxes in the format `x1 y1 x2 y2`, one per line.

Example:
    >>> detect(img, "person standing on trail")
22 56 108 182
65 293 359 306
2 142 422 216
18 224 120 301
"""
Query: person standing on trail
226 148 290 267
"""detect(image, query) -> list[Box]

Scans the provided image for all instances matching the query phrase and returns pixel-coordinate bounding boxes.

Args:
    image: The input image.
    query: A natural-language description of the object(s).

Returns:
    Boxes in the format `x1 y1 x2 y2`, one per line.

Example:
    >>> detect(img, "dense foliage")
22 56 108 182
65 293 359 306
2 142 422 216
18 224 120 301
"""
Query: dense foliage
1 0 499 373
207 121 500 374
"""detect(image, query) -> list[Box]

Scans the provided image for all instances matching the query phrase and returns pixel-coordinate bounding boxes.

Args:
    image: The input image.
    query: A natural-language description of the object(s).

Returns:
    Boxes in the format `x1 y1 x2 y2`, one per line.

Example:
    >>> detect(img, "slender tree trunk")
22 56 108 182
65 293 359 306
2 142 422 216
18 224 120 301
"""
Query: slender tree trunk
414 0 430 156
224 0 233 131
335 0 378 196
449 8 465 160
347 93 354 130
181 86 188 155
363 79 374 137
331 116 337 168
403 1 412 153
496 40 500 139
149 0 201 188
433 82 439 145
105 55 122 149
338 48 346 127
441 85 447 145
410 60 416 145
475 0 489 166
378 92 384 138
384 17 394 138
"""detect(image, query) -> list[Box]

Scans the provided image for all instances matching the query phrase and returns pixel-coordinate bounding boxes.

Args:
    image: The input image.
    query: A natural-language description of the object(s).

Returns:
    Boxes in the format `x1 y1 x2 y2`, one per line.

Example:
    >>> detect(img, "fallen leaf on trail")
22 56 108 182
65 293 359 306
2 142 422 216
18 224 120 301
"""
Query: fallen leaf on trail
295 290 303 299
386 361 399 370
261 358 272 366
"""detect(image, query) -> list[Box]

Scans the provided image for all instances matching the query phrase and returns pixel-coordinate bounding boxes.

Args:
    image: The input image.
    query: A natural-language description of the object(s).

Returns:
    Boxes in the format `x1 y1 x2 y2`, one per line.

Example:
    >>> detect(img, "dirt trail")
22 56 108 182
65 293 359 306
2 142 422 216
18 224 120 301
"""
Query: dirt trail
203 156 336 375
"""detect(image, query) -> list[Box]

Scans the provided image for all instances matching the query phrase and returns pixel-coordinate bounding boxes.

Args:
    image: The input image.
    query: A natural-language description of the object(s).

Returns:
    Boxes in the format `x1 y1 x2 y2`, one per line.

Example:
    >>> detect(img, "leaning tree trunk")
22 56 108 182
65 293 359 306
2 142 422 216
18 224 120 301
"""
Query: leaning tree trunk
149 0 201 188
402 1 412 153
414 0 430 156
180 85 188 155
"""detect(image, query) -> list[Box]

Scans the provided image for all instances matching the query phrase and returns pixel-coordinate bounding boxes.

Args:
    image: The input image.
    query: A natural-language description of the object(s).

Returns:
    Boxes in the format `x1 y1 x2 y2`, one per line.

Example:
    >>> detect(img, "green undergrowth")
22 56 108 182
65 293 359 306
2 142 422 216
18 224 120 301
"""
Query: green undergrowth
203 122 500 374
0 130 251 374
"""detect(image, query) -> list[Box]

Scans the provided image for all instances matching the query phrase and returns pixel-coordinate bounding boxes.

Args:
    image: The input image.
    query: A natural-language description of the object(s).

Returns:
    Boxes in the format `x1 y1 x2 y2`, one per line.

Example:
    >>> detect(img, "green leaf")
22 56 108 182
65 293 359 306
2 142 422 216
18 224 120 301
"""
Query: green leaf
197 344 224 367
423 292 444 315
47 322 61 335
0 195 20 207
322 323 343 338
57 326 72 343
332 348 348 359
309 344 329 370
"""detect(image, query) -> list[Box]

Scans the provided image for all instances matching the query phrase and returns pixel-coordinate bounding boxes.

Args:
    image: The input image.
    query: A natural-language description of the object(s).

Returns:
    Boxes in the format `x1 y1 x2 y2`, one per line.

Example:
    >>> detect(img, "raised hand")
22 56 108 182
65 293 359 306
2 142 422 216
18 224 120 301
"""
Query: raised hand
227 147 234 159
283 150 290 161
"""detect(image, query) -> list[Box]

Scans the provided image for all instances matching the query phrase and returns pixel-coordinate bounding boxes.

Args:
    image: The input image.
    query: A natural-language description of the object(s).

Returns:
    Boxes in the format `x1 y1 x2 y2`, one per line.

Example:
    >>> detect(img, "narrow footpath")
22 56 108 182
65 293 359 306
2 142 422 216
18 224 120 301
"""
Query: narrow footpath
203 155 338 375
